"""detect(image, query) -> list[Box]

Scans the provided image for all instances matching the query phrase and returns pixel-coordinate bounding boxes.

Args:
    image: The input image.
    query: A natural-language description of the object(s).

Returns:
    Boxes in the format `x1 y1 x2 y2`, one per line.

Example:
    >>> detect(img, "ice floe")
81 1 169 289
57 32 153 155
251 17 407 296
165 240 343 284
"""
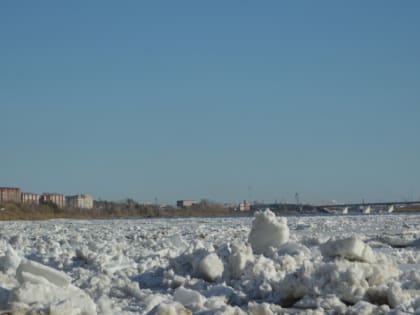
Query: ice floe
0 210 419 314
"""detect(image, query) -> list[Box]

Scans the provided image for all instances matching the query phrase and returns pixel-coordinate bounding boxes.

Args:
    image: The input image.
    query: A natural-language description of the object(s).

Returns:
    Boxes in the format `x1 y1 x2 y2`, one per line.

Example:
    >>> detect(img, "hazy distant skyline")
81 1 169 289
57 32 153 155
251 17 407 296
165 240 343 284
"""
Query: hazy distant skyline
1 1 419 204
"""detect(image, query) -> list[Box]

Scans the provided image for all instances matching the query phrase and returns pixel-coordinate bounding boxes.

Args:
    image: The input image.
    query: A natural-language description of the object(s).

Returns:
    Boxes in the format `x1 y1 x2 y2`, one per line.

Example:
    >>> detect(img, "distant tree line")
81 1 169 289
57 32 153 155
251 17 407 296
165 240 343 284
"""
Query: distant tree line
0 199 244 221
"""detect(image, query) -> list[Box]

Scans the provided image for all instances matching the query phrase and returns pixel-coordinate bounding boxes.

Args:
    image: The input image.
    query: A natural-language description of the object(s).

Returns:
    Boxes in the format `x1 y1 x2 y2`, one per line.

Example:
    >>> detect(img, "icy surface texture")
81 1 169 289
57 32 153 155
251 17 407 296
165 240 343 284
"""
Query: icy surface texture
0 211 419 314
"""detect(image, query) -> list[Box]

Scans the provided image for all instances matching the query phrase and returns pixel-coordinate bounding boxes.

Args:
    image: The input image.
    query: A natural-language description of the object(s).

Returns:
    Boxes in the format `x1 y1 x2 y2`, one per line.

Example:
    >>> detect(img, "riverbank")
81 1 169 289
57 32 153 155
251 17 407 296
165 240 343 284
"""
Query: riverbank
1 202 418 221
0 202 249 221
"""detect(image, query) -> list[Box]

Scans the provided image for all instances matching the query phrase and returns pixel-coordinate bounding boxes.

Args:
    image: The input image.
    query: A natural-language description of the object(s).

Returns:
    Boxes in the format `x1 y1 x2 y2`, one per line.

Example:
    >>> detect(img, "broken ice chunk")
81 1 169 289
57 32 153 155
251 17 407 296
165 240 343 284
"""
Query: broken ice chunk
248 209 289 256
16 258 72 287
193 253 224 282
319 236 375 263
174 287 206 309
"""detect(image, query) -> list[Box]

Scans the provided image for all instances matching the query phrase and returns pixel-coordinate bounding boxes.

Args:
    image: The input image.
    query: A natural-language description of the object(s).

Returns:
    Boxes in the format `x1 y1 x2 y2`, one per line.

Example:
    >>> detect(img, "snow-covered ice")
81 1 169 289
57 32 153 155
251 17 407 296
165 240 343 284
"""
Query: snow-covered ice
248 210 289 256
0 210 419 314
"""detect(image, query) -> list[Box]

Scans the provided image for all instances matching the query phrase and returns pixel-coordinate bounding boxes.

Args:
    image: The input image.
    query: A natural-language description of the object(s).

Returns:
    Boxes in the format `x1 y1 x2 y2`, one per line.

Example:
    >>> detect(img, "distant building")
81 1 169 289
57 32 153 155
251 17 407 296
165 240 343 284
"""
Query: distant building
0 187 21 203
239 200 251 211
21 193 40 205
177 200 197 208
41 193 66 208
66 194 94 209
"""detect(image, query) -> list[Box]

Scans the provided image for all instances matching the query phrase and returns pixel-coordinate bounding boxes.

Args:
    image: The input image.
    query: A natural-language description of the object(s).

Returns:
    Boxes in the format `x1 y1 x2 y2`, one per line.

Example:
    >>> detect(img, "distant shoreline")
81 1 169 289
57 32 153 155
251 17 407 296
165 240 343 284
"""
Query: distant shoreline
1 202 419 221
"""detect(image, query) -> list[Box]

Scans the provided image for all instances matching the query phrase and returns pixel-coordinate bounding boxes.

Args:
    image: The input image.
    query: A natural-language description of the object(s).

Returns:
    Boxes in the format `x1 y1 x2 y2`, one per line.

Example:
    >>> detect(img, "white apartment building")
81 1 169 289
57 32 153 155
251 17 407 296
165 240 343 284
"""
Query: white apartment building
21 193 40 205
66 194 93 209
41 193 66 208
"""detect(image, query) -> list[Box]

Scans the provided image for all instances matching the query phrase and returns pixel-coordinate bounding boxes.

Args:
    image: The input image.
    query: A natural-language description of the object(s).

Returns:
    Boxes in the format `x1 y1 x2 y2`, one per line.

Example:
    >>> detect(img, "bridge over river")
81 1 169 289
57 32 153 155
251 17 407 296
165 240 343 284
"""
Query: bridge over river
251 201 420 214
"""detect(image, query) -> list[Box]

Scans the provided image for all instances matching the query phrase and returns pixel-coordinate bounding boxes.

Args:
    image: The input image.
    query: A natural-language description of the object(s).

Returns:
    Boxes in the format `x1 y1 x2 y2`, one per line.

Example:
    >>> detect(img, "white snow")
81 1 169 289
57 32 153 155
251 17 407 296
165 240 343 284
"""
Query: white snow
0 211 419 314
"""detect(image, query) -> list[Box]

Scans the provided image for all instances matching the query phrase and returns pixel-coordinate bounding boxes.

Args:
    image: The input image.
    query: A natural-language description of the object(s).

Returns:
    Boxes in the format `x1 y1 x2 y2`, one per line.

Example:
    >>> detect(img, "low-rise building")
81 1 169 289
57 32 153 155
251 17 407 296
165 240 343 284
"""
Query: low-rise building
41 193 66 208
66 194 93 209
0 187 21 203
239 200 251 211
176 200 197 208
21 193 40 205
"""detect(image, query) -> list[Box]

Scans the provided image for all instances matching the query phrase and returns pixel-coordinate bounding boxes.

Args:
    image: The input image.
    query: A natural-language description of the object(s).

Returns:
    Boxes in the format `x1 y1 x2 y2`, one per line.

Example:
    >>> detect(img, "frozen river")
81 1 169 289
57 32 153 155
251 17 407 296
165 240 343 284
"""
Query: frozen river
0 212 419 314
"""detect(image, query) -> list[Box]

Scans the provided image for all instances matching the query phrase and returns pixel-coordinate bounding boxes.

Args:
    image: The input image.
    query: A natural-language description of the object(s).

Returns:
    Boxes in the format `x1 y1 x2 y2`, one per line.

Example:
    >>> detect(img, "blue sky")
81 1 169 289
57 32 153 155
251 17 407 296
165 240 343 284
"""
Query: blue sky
1 1 419 204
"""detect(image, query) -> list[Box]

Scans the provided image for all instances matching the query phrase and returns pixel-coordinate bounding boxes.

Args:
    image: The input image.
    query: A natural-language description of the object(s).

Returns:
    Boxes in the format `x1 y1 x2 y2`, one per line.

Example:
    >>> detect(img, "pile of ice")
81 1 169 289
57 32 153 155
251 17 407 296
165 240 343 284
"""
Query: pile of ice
0 211 419 314
0 246 96 315
160 210 420 314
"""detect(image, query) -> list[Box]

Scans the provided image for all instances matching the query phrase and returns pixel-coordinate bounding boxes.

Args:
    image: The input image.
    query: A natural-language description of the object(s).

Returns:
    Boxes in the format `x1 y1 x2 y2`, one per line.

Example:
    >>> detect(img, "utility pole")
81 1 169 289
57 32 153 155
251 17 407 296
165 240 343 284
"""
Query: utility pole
295 192 302 212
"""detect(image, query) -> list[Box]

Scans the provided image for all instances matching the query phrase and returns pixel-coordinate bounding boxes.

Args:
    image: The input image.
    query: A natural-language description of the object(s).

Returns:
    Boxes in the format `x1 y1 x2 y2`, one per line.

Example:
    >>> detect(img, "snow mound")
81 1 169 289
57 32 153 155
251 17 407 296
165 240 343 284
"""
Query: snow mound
319 236 376 263
248 209 289 256
278 258 400 305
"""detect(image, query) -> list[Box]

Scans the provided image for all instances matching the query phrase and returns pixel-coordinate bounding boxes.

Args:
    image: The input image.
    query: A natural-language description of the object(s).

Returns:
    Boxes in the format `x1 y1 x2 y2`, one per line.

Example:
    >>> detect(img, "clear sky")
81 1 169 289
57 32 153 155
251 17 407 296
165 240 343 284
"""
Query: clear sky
1 1 419 204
